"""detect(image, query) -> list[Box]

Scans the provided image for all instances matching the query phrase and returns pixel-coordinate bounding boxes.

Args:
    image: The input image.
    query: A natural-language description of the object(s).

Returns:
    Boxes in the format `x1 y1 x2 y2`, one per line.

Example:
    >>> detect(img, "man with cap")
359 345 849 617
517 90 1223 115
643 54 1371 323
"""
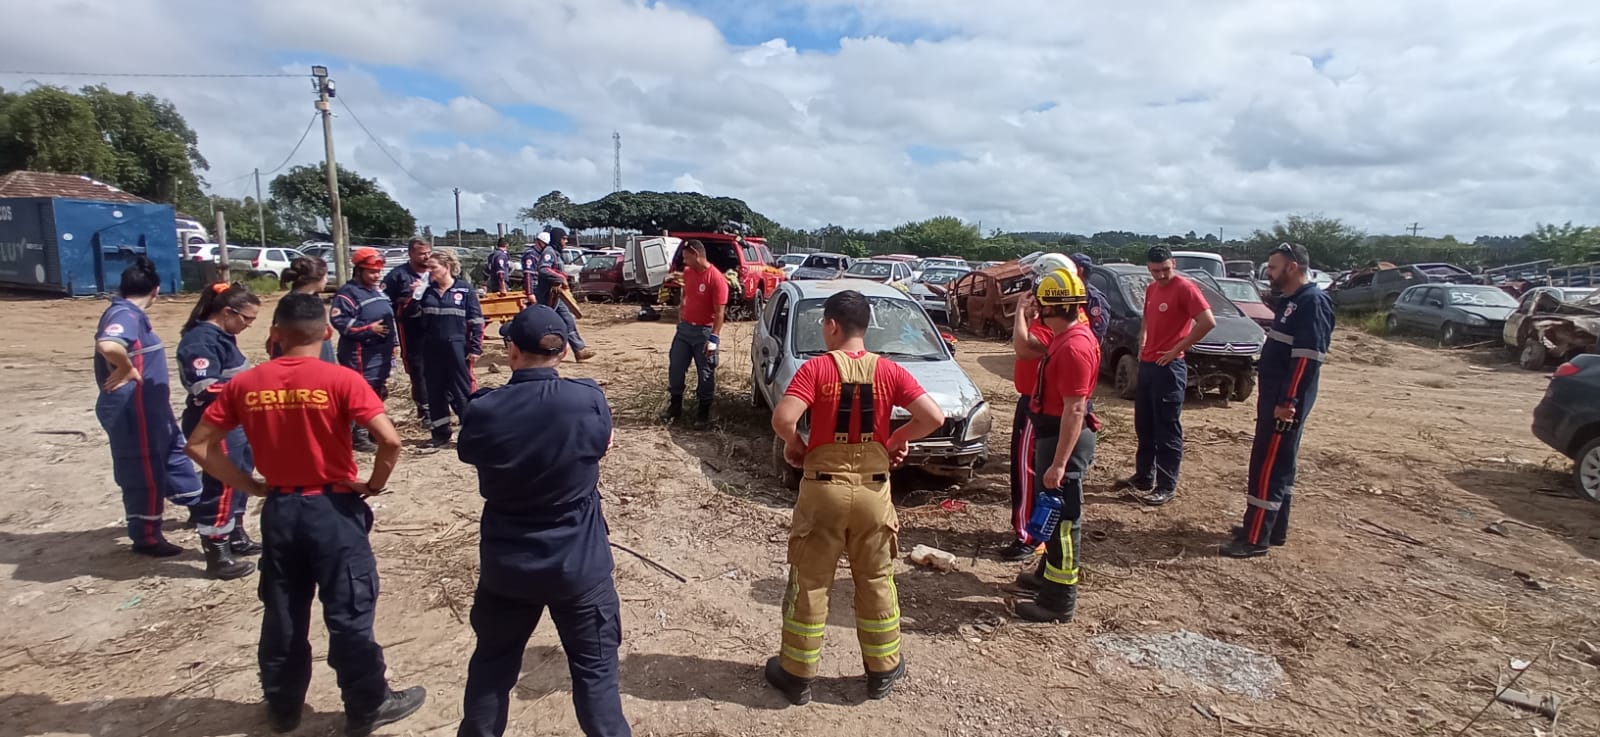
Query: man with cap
454 305 629 737
333 248 398 453
184 292 425 736
1070 253 1111 341
1012 268 1102 623
1221 242 1334 558
487 238 512 294
381 238 434 423
657 239 726 429
524 229 594 361
1117 245 1216 506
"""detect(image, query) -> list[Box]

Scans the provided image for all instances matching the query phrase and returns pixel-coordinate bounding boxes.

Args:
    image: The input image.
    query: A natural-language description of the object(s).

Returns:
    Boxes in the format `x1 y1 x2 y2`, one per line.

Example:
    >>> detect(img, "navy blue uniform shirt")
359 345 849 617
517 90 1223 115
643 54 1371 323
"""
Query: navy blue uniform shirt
331 281 397 367
406 277 485 355
488 250 510 278
1260 281 1335 414
458 368 615 598
176 322 248 411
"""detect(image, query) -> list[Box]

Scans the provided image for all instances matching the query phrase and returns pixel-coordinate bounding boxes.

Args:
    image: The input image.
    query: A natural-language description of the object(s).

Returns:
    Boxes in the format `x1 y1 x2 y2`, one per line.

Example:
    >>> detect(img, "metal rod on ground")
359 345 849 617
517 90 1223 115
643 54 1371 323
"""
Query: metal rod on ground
214 210 228 283
313 65 348 285
253 168 266 249
1452 650 1545 736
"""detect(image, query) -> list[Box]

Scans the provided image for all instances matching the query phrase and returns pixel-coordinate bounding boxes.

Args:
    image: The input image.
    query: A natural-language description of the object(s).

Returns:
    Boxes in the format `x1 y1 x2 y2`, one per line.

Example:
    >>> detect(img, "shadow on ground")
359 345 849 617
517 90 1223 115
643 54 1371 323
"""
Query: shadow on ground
0 693 313 737
1448 464 1600 561
0 526 211 583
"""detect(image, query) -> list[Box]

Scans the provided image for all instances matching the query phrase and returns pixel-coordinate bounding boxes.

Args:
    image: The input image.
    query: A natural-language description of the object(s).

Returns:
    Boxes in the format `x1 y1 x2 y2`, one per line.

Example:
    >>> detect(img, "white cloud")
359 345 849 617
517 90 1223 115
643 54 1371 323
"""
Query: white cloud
1 0 1596 239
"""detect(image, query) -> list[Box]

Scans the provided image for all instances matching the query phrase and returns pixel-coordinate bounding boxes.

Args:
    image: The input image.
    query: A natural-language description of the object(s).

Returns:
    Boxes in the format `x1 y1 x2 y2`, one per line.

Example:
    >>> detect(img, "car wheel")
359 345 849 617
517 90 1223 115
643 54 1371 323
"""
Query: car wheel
1230 370 1256 403
772 435 802 491
1575 436 1600 503
1440 322 1461 345
1113 353 1138 400
1518 338 1548 371
751 365 767 409
1385 313 1399 334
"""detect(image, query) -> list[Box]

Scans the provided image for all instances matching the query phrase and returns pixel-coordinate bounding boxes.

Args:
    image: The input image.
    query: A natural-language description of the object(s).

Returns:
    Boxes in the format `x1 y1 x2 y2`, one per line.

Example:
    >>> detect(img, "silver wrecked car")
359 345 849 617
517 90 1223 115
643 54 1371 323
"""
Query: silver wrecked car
750 278 991 488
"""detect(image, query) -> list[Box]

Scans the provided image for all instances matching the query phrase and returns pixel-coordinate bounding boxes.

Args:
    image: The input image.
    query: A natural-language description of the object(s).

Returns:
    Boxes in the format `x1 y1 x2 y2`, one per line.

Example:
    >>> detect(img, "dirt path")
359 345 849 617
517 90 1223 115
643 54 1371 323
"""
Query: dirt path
1 295 1596 737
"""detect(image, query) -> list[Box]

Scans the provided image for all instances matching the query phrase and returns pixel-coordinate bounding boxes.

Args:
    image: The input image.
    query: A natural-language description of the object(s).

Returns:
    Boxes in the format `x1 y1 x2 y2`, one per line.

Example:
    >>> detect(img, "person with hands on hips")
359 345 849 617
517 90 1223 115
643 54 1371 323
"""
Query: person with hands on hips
184 293 424 736
1220 242 1334 558
658 239 727 429
408 255 484 448
765 290 945 706
1117 245 1216 506
1011 268 1103 623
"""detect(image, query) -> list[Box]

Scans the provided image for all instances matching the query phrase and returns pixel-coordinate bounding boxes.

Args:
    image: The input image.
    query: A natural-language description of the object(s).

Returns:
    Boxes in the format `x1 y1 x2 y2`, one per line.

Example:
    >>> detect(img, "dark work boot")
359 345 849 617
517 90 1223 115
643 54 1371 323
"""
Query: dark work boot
132 539 184 558
1231 525 1286 547
425 432 452 449
267 703 303 733
1141 488 1177 506
1011 565 1045 595
351 426 377 453
202 536 256 580
1219 539 1271 558
866 656 906 700
346 686 426 737
229 525 263 557
1016 583 1077 623
692 399 713 429
183 508 200 529
1114 474 1154 493
998 539 1040 562
657 394 683 424
764 656 813 706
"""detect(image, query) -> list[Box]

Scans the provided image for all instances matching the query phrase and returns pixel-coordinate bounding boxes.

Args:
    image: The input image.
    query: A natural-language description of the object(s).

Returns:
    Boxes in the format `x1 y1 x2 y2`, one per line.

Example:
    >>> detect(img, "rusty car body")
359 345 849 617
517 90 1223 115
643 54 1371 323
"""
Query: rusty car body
1508 288 1600 369
945 261 1033 337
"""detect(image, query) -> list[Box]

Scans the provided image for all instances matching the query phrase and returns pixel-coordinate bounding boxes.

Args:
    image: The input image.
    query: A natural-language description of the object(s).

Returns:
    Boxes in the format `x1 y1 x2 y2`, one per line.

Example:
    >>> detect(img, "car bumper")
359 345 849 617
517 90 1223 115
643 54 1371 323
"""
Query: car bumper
1532 389 1575 457
904 438 987 475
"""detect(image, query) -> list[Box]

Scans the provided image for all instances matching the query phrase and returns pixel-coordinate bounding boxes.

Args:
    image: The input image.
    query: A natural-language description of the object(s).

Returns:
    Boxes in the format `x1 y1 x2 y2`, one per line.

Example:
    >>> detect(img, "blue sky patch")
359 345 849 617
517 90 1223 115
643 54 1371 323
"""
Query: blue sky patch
906 145 961 165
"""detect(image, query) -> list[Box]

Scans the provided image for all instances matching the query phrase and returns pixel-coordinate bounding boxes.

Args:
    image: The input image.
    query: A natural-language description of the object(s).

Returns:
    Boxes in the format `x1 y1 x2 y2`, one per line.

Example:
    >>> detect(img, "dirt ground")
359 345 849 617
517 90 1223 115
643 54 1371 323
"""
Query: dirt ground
1 293 1597 737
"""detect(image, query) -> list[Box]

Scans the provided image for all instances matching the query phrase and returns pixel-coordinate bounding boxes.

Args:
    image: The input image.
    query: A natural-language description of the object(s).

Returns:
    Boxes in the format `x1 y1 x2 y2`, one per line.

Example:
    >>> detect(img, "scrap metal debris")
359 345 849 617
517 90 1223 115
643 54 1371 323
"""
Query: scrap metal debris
1092 631 1286 700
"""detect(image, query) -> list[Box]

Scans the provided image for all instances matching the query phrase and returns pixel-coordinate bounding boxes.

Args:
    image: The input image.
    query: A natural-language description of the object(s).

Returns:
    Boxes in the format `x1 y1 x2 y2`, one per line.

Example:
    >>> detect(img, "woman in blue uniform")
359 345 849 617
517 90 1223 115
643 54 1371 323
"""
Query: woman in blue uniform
177 282 263 580
93 256 203 557
331 248 398 452
408 255 483 448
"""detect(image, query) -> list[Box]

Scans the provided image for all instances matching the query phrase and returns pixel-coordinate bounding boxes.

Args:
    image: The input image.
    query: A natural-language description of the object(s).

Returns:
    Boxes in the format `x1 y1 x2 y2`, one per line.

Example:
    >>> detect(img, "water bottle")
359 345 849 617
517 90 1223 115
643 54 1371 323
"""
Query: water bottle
1025 492 1064 543
705 334 720 369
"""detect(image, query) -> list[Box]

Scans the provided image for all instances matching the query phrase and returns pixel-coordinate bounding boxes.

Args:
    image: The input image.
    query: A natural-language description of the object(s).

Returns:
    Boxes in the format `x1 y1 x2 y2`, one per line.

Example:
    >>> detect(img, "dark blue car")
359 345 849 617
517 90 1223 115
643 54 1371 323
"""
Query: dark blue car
1532 354 1600 502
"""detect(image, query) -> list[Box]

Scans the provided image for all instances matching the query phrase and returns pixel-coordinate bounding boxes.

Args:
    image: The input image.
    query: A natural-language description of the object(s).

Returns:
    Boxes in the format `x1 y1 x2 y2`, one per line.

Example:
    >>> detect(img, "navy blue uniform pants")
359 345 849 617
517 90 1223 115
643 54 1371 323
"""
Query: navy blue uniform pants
1238 407 1310 546
96 384 201 546
534 281 587 351
181 407 252 538
457 579 629 737
257 490 389 717
1032 423 1097 592
397 319 429 419
423 340 472 442
1133 359 1187 492
1009 396 1039 545
666 323 715 404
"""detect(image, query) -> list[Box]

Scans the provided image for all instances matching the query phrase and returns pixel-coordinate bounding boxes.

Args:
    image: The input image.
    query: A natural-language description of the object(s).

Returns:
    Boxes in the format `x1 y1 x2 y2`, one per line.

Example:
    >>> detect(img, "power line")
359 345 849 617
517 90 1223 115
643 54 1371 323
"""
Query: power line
0 70 306 79
209 113 320 189
336 97 432 190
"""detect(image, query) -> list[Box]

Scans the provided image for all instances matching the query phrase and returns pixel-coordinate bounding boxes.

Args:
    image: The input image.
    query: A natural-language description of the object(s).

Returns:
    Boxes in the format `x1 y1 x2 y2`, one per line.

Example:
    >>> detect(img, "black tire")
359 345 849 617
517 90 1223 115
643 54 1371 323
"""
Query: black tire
772 435 802 490
1518 339 1548 371
1440 322 1461 345
1575 436 1600 504
751 365 767 408
1385 313 1400 334
1113 353 1138 400
1230 370 1256 403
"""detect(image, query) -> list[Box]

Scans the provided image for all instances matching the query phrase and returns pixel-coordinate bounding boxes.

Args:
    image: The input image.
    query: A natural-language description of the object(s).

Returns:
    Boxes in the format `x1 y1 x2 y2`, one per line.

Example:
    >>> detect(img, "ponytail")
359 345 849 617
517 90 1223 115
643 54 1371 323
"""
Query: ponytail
183 282 262 335
281 255 330 291
118 255 161 297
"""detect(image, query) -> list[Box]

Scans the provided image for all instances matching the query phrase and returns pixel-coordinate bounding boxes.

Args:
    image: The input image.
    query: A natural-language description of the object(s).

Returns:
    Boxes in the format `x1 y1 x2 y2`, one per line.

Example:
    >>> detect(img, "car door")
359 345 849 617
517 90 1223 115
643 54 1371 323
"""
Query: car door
752 290 790 402
1413 287 1445 331
1505 288 1547 347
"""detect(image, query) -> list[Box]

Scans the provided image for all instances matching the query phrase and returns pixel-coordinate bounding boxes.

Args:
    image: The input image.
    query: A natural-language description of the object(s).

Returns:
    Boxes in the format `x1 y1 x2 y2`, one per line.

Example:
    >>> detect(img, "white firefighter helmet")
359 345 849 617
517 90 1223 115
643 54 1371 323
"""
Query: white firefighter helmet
1031 252 1073 279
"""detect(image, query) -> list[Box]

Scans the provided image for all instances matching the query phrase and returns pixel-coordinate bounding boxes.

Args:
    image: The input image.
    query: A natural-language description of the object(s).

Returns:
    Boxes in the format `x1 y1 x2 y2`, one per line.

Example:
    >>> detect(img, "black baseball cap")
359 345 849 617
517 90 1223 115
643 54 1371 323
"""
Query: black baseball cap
499 305 567 355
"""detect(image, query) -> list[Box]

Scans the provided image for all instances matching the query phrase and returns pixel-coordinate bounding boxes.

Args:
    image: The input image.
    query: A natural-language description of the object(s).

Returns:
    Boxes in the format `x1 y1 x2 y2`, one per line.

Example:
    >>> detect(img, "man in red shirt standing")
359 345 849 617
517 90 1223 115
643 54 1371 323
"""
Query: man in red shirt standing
1013 269 1102 623
765 290 945 706
1119 246 1216 506
184 293 426 736
658 240 728 429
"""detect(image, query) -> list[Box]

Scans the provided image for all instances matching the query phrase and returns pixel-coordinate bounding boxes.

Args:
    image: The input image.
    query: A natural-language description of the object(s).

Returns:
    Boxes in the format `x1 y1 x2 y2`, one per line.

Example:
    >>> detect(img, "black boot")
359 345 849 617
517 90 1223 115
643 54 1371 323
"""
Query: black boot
229 525 263 556
352 426 377 453
1230 525 1286 547
132 539 184 558
657 394 683 424
267 703 303 733
1016 583 1077 623
183 508 200 529
866 656 906 700
1010 564 1045 595
202 536 256 580
1219 539 1271 558
346 686 426 737
692 399 713 429
763 656 813 706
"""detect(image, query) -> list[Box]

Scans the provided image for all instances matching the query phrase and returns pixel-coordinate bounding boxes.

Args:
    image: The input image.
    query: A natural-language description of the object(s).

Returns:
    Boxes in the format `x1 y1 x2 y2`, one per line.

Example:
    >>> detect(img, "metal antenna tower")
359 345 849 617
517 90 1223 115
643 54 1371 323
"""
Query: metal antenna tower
612 131 622 192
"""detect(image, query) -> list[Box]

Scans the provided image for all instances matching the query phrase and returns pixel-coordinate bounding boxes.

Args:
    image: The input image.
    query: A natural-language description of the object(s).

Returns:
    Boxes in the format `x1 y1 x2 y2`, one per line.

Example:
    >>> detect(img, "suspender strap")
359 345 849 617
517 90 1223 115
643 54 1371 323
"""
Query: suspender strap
827 350 881 445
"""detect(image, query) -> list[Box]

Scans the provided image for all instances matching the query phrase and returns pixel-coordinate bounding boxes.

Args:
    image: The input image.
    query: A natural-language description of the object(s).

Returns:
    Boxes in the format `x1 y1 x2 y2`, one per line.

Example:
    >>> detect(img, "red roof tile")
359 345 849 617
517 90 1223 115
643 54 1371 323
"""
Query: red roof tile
0 170 151 204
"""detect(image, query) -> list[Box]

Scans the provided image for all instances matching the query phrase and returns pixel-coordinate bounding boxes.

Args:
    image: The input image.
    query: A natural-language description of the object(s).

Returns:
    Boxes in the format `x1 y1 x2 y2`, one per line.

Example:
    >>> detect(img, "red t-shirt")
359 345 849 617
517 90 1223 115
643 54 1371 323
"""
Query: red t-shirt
1012 320 1056 395
679 265 729 327
202 357 387 487
784 351 928 453
1032 322 1100 416
1140 275 1209 362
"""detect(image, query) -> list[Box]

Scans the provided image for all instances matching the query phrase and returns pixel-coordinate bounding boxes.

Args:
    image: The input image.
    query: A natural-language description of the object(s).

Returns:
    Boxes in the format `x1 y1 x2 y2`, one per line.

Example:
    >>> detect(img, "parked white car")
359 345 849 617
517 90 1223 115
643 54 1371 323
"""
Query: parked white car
227 246 306 279
845 259 915 288
750 278 991 487
777 253 807 278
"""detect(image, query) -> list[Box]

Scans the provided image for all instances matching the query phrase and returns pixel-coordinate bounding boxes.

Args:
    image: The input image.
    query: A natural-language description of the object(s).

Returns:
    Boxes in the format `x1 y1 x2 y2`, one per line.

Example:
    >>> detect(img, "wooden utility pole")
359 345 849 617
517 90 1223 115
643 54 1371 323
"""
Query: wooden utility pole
453 188 463 250
253 168 266 249
312 66 348 284
214 211 229 282
1407 222 1424 237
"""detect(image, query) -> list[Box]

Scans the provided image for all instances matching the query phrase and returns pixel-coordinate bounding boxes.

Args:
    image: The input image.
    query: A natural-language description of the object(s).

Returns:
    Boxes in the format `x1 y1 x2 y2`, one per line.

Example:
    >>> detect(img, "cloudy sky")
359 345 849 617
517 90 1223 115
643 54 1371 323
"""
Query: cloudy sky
3 0 1596 238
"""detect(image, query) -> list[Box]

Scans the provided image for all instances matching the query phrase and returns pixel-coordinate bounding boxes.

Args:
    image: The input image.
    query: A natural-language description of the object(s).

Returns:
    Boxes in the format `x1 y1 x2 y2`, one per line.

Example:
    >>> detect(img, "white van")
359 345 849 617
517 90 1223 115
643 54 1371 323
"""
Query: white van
1171 250 1226 279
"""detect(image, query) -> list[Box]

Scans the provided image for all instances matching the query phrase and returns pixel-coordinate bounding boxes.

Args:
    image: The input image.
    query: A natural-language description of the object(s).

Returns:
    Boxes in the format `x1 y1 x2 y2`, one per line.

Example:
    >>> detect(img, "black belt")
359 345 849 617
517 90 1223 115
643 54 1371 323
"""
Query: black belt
805 472 889 482
270 484 354 496
1029 413 1099 435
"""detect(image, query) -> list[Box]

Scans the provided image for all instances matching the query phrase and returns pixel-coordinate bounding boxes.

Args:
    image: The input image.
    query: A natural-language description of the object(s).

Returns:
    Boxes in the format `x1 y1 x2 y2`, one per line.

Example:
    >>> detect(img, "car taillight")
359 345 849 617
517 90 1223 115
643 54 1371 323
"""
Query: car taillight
252 258 260 267
1554 362 1581 378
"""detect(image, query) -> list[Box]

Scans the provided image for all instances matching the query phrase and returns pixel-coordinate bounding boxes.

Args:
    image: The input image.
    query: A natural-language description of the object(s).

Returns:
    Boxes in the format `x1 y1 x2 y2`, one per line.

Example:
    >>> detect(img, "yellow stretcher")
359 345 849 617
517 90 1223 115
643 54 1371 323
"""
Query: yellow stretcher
478 286 584 325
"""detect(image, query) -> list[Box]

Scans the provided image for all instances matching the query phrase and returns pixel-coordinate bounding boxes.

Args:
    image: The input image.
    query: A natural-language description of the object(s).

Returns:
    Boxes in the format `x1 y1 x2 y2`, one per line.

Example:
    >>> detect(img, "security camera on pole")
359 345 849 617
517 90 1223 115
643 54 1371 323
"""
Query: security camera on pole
311 65 349 285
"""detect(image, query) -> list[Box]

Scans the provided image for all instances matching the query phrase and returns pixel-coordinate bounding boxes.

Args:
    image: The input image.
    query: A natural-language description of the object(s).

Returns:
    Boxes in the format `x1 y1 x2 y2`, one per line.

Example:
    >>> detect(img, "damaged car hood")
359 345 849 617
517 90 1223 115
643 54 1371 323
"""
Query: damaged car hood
893 360 985 418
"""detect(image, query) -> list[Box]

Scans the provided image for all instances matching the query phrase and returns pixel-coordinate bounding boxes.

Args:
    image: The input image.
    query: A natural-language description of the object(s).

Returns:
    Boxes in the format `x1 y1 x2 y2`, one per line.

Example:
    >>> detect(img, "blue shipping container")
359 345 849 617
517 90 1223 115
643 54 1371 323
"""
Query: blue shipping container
0 198 181 296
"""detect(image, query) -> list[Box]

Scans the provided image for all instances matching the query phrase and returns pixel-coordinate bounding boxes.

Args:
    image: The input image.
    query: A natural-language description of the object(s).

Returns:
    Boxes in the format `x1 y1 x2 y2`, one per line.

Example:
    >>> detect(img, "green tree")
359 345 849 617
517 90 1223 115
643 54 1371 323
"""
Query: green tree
0 86 115 178
527 190 576 224
269 164 415 241
527 190 773 235
1244 214 1367 269
1527 222 1600 264
889 216 981 256
78 85 208 206
211 196 297 246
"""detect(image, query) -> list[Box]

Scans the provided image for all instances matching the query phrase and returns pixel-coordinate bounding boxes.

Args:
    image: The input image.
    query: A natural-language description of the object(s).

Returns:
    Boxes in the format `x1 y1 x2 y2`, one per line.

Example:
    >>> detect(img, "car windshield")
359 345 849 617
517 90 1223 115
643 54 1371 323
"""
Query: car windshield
1447 287 1517 308
802 255 844 269
847 262 893 279
1119 273 1243 317
1216 279 1261 303
920 268 965 285
792 296 946 360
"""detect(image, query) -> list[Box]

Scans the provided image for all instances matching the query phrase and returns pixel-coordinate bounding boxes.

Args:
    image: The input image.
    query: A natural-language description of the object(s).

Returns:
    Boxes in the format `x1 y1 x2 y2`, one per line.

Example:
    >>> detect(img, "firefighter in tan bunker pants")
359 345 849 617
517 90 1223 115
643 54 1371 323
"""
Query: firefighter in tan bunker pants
766 289 946 706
